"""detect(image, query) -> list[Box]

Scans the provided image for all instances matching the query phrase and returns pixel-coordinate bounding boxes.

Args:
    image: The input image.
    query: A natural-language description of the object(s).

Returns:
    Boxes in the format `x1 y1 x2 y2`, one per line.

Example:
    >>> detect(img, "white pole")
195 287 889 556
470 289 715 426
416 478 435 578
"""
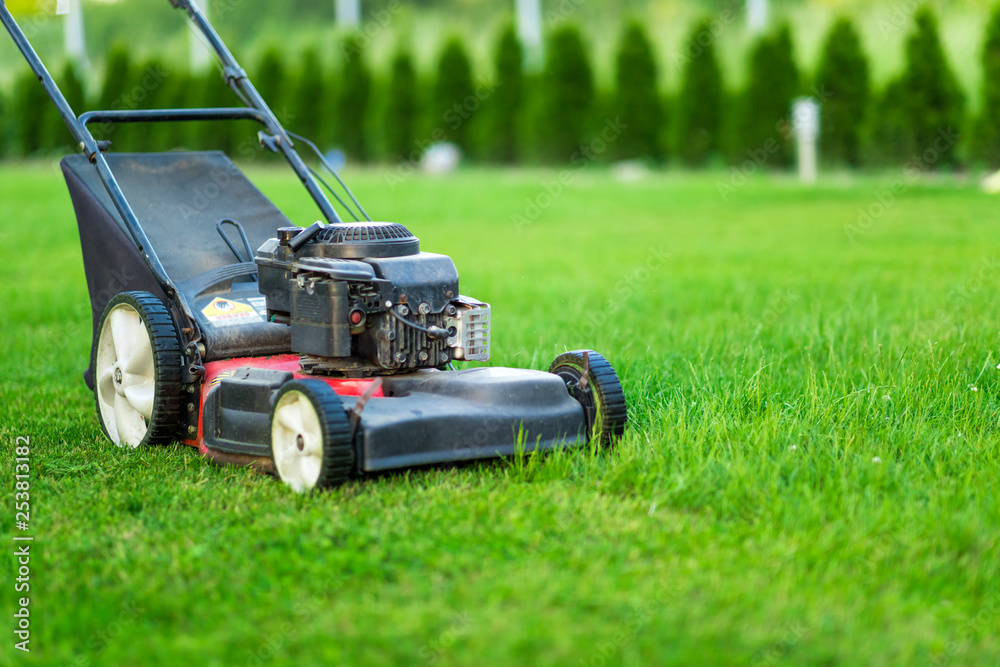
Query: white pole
336 0 360 27
747 0 768 34
799 141 817 184
63 0 89 70
792 98 820 184
516 0 543 68
190 0 211 71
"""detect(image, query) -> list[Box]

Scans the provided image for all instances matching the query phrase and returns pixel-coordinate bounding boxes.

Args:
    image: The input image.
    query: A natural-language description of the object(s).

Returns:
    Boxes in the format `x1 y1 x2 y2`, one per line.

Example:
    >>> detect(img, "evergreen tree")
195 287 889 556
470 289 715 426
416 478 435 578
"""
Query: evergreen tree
0 86 8 158
133 59 173 153
195 70 238 155
98 46 130 110
255 48 286 121
336 34 372 162
489 24 523 163
384 49 418 160
13 69 49 155
613 19 663 161
737 24 799 168
45 61 87 152
433 36 475 151
539 24 594 163
317 66 338 153
163 67 194 151
975 5 1000 167
899 7 964 166
814 18 870 166
676 19 724 167
869 77 912 166
97 45 135 150
252 48 288 156
290 48 325 146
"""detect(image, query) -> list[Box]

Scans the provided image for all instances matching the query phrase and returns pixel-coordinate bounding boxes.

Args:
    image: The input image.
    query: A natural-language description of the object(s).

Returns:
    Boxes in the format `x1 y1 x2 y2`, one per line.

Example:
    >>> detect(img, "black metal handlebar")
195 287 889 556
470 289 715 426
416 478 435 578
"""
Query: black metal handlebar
78 107 271 127
0 0 350 326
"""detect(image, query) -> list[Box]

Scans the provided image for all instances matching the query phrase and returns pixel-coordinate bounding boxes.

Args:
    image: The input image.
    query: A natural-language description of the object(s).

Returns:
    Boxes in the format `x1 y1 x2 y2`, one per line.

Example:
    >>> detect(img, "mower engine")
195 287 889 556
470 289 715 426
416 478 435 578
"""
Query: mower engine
255 222 490 376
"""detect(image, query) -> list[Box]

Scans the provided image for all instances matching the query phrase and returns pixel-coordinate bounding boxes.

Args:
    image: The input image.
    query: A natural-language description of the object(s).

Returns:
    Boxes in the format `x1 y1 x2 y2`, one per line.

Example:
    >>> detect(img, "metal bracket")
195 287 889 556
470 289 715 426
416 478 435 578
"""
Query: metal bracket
257 130 280 154
182 363 206 384
223 65 247 84
350 376 383 440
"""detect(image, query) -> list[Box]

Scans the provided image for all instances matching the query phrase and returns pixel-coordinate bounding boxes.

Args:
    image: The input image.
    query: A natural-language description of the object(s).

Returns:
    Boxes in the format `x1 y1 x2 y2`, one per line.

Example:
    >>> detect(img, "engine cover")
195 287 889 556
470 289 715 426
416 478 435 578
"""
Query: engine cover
255 222 490 375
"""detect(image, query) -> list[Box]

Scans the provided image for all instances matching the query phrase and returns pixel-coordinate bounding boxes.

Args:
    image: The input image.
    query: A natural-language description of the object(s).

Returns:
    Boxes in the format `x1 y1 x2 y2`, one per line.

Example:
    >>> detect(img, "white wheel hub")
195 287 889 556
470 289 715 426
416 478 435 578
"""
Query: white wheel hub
271 391 324 492
95 304 157 447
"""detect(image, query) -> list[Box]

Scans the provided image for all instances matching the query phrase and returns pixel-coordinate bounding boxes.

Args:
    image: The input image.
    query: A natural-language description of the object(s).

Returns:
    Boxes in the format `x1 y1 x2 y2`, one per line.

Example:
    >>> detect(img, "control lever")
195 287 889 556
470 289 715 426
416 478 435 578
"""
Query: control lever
288 221 326 251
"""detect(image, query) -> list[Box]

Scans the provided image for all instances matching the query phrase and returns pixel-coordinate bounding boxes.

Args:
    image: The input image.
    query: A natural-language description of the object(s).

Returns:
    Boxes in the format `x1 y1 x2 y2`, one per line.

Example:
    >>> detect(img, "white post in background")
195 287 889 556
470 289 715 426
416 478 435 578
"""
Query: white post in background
516 0 543 68
336 0 361 27
62 0 89 71
792 97 820 184
190 0 212 71
747 0 768 34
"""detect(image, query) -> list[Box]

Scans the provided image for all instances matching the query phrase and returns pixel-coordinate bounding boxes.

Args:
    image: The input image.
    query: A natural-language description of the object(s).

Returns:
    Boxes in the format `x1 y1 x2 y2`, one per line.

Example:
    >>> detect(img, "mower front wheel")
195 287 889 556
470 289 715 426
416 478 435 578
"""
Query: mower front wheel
93 291 183 448
270 381 355 493
549 350 627 445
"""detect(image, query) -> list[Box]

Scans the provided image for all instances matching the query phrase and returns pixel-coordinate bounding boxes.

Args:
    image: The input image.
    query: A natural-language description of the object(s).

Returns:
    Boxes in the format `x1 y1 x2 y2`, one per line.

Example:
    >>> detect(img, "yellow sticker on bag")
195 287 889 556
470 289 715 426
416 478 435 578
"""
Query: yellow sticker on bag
201 298 263 326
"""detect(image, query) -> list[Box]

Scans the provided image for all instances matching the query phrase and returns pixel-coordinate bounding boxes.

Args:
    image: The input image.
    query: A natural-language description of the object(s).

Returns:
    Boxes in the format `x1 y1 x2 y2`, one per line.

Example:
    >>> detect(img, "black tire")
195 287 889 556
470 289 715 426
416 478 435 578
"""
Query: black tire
92 291 183 448
269 380 354 492
549 350 628 445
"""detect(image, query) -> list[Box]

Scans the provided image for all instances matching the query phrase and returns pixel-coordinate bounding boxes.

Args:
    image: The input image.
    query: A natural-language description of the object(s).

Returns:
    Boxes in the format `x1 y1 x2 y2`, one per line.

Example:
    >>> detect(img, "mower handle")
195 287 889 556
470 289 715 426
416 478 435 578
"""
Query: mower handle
167 0 345 226
0 0 353 364
78 107 271 128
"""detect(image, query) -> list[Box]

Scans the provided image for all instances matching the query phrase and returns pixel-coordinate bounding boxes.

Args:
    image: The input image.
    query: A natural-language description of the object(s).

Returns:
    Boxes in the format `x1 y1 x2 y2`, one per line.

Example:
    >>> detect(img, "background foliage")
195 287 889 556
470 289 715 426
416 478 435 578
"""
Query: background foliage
0 1 992 168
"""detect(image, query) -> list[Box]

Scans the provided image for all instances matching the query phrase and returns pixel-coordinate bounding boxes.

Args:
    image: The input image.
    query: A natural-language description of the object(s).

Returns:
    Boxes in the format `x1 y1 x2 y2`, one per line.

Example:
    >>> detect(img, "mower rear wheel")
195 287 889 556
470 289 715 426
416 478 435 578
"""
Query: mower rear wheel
93 292 183 448
549 350 627 445
270 381 354 493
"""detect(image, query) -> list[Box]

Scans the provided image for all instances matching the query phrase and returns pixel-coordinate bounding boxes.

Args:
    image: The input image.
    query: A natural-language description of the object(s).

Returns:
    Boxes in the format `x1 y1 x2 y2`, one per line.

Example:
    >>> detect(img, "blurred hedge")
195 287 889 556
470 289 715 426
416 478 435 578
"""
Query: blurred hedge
814 18 869 168
675 19 724 167
0 8 987 171
975 5 1000 168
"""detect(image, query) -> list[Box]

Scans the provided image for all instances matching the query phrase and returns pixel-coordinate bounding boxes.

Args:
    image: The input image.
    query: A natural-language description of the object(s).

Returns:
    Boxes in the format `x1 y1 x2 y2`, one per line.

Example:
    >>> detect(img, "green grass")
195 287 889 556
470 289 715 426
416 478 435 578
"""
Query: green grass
2 162 1000 666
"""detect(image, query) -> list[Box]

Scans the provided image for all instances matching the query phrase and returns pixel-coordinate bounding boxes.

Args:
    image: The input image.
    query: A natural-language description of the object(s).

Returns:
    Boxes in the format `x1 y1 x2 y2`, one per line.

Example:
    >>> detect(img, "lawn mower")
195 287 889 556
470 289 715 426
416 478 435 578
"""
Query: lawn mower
1 0 628 492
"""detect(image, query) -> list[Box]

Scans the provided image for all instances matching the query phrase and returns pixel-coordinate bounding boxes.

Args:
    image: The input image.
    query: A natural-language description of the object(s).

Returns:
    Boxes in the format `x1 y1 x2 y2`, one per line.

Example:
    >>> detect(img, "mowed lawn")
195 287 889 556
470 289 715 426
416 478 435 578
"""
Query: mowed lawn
2 161 1000 666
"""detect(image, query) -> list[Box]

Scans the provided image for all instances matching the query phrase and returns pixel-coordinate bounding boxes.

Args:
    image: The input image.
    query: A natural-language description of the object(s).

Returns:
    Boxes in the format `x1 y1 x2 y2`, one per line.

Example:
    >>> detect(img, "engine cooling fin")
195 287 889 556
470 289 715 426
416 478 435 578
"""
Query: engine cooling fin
308 222 419 259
